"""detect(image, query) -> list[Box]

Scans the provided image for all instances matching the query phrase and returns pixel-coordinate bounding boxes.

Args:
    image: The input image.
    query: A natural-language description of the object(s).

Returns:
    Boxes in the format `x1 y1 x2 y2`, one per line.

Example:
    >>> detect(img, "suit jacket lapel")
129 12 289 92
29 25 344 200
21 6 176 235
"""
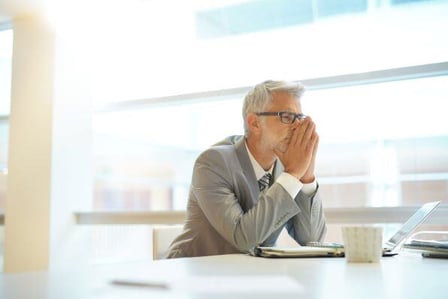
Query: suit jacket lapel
273 158 284 182
235 136 285 189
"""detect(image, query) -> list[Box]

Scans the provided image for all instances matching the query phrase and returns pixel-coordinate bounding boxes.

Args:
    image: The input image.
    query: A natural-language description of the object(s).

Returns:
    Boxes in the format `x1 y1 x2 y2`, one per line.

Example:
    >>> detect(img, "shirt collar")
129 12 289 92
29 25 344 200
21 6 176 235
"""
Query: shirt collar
245 141 274 181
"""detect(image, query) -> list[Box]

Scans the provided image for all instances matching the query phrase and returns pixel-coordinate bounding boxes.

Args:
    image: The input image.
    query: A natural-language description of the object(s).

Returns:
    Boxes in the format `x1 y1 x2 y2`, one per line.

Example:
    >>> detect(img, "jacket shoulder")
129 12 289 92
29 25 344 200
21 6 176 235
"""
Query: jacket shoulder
213 135 244 146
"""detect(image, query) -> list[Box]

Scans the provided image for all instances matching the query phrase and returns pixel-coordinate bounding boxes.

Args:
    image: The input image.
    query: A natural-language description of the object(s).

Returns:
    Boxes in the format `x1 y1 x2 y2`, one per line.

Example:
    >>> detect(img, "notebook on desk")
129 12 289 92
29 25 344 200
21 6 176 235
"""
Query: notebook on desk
402 233 448 259
254 201 441 258
253 245 344 258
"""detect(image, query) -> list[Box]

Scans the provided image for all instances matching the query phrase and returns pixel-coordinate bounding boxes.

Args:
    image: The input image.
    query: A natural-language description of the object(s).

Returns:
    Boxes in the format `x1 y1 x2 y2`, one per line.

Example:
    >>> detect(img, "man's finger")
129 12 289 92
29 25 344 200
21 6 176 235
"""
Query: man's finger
297 118 313 145
288 122 300 147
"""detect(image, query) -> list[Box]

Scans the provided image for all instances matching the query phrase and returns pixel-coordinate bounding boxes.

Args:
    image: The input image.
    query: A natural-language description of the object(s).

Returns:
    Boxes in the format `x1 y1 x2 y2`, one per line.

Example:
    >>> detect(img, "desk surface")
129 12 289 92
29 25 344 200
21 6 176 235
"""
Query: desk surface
1 252 447 299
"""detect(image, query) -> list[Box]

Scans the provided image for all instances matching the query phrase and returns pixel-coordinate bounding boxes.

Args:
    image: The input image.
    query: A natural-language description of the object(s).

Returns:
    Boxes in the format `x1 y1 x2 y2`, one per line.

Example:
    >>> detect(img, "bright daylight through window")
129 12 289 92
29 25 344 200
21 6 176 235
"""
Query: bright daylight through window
0 0 447 264
2 1 446 212
88 0 448 212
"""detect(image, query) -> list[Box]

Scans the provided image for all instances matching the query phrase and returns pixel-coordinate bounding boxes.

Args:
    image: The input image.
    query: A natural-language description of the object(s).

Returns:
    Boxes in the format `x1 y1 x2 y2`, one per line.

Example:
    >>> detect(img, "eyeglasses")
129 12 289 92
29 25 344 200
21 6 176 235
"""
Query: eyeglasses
256 111 307 124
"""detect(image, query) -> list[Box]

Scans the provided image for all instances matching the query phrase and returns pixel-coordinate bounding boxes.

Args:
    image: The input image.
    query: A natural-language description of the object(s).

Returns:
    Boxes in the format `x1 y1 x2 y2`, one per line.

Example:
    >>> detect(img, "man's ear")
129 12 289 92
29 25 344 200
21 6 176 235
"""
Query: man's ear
246 113 261 133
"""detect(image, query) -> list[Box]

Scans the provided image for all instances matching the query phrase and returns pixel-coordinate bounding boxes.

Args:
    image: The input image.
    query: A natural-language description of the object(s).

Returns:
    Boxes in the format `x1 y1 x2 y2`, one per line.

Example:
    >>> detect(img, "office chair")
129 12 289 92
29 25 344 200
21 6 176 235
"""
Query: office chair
152 225 184 260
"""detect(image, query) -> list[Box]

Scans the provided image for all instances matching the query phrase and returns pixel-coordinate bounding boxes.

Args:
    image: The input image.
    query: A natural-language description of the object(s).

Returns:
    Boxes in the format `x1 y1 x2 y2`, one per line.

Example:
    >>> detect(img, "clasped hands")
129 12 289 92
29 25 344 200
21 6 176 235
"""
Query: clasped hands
273 117 319 183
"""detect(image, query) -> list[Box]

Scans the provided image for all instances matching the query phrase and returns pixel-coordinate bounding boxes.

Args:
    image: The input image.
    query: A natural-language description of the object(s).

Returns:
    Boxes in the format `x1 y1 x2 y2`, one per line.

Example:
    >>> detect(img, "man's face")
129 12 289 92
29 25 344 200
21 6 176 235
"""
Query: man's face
259 91 302 153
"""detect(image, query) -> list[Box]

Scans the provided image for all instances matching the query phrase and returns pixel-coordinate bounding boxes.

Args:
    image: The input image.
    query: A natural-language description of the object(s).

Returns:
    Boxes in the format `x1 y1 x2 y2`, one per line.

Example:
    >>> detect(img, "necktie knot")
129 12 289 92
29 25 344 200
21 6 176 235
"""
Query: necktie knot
258 173 272 192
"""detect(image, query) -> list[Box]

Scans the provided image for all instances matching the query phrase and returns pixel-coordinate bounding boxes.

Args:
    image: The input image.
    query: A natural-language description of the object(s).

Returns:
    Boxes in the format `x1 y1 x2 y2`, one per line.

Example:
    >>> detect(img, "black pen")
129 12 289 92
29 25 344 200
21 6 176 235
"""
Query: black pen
111 279 169 289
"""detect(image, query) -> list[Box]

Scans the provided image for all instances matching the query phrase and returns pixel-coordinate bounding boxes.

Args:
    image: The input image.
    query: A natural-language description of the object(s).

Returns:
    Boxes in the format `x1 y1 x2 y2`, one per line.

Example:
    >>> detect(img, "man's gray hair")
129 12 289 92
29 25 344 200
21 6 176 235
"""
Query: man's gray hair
242 80 305 134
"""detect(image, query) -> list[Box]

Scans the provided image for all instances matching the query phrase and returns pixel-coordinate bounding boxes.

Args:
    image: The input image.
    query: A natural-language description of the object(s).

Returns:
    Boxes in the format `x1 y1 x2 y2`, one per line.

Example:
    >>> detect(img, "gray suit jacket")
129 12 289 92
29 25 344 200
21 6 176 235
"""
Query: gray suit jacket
166 135 326 258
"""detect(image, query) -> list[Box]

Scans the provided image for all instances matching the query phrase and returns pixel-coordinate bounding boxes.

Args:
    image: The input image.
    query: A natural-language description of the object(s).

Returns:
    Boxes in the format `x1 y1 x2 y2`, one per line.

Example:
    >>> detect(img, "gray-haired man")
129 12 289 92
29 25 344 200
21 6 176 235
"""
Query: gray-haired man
167 80 326 258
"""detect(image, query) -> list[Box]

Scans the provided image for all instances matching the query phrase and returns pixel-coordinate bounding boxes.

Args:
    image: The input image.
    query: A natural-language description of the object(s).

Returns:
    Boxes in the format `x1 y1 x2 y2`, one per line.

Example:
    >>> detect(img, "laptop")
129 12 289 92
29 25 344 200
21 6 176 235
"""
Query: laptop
254 201 441 258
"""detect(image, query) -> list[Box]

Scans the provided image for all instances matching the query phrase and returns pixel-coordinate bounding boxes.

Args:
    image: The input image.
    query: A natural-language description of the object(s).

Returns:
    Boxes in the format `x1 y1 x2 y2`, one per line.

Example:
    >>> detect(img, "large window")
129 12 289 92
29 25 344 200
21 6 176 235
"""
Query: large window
90 0 448 211
93 74 448 211
1 2 446 211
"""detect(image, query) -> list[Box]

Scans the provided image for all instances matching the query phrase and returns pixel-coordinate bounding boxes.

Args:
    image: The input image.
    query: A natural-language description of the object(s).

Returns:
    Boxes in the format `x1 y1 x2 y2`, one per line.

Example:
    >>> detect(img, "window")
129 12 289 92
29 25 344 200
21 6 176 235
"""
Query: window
93 98 244 211
93 74 448 211
306 75 448 207
91 0 448 211
2 2 446 212
90 0 448 105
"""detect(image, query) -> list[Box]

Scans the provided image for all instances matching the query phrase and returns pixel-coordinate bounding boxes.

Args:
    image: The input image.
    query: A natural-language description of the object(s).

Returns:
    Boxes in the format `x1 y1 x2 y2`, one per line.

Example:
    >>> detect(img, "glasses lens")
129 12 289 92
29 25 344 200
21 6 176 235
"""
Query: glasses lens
280 112 295 124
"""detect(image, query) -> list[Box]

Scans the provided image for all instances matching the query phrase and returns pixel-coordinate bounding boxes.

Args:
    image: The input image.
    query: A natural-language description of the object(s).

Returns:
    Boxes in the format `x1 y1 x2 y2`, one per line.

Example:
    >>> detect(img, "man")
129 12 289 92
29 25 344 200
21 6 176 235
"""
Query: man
167 80 326 258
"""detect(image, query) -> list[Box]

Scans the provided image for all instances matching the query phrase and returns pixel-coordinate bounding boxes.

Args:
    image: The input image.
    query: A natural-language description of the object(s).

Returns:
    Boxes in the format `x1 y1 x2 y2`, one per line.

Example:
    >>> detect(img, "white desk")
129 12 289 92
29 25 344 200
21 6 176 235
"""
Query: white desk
1 252 447 299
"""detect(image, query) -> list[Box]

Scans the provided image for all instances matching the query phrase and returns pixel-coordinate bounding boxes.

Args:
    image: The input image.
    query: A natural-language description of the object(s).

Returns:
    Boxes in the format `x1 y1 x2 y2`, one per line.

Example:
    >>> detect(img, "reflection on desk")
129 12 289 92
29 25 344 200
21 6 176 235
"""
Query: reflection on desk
1 252 447 299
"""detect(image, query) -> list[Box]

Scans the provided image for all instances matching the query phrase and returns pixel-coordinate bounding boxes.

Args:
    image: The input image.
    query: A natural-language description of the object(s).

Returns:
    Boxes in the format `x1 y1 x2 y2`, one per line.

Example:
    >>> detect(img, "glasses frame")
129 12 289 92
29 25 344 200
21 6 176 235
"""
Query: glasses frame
256 111 307 124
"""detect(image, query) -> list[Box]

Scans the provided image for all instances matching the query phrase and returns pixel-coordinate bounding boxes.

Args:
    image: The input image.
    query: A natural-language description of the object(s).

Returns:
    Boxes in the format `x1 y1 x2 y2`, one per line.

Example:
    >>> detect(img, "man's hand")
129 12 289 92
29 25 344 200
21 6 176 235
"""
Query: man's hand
300 129 319 183
273 117 319 182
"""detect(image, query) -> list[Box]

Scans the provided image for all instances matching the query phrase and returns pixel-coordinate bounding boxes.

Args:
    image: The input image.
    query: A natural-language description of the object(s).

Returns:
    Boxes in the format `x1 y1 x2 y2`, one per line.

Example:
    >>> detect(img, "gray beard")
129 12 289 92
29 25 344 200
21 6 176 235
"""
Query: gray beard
260 133 290 154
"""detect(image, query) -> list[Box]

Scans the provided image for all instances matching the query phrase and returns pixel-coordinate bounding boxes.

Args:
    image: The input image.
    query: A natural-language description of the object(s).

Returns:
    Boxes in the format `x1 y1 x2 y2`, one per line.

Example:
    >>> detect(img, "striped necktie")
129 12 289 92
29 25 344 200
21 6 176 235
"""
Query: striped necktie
258 173 272 192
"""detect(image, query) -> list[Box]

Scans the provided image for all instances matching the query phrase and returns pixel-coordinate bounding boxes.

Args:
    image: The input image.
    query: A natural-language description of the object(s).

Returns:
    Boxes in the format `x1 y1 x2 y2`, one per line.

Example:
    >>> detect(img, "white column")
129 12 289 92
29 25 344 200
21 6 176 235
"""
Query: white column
4 15 92 272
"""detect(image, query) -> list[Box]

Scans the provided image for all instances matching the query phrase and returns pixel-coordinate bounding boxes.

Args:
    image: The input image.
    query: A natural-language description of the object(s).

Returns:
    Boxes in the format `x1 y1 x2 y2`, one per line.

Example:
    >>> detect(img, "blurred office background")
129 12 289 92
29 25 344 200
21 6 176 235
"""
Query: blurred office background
0 0 447 268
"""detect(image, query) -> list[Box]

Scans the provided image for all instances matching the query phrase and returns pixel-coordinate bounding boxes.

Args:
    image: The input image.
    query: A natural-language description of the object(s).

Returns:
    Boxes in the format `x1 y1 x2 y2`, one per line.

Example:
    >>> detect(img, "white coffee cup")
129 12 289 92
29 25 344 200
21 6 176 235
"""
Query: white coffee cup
342 226 383 263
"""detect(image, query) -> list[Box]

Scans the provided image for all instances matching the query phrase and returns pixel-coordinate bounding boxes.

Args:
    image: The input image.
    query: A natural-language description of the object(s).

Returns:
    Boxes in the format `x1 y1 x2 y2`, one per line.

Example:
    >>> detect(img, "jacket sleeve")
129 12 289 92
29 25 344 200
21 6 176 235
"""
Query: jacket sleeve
285 185 327 245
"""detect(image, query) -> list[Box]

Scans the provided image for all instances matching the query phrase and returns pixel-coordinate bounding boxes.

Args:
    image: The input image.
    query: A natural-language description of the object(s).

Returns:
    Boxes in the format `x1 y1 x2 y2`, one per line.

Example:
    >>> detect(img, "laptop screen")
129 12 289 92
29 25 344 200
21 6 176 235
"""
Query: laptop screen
385 201 440 250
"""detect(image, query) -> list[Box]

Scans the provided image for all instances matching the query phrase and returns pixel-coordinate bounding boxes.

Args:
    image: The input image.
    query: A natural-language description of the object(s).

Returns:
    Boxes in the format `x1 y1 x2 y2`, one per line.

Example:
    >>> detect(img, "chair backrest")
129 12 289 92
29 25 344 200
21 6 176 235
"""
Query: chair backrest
152 225 184 260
